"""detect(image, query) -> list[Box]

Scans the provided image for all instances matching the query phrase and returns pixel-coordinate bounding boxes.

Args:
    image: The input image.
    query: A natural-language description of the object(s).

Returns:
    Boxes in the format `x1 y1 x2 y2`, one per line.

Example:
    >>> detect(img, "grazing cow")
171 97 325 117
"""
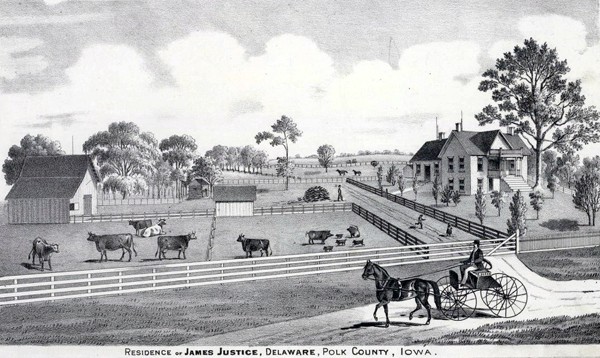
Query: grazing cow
237 234 272 258
155 232 197 260
129 219 152 236
352 238 365 246
353 170 362 176
87 232 137 262
336 169 348 176
347 225 361 238
323 246 333 252
141 219 167 237
305 230 334 244
28 237 59 271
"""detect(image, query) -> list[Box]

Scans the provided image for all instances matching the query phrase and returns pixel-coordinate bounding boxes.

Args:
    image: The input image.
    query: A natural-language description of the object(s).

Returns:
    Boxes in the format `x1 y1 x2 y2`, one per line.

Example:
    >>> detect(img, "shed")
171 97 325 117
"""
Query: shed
188 178 210 199
213 185 257 217
5 155 101 224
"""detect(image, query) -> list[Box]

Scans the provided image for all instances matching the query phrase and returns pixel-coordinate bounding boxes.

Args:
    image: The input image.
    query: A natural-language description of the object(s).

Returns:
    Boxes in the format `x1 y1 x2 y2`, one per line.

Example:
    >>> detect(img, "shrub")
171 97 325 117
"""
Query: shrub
303 186 331 202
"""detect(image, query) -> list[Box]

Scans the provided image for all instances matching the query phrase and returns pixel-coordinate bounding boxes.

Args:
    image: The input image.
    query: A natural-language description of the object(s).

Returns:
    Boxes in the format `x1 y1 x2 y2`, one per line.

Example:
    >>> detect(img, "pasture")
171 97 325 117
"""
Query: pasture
518 246 600 281
0 218 211 277
212 212 400 260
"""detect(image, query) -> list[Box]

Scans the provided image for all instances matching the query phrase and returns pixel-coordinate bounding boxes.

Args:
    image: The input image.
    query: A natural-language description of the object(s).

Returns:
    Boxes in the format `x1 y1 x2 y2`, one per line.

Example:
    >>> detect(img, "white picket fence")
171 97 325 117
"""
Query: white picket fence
0 234 517 306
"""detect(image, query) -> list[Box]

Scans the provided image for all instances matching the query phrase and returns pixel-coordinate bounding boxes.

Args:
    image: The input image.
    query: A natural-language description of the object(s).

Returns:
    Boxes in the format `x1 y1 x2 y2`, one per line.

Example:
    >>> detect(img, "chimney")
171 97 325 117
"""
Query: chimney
455 123 461 132
507 126 514 135
438 132 445 140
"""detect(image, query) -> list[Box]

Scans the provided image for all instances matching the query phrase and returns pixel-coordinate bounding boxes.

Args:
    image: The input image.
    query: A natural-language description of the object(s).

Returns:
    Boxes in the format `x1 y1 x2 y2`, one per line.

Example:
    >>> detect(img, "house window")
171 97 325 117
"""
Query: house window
459 157 465 172
477 178 483 188
459 179 465 192
448 157 454 172
478 157 483 172
448 178 454 191
69 203 79 211
416 164 422 176
434 162 439 175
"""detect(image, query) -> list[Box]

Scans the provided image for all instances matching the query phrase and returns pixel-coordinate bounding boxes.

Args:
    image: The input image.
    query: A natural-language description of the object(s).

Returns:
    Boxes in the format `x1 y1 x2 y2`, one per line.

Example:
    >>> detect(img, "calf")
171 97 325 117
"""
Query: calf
87 232 137 262
155 232 197 260
237 234 271 258
352 238 365 246
347 225 360 238
129 219 152 236
28 237 46 265
28 237 59 271
323 246 333 252
306 230 334 244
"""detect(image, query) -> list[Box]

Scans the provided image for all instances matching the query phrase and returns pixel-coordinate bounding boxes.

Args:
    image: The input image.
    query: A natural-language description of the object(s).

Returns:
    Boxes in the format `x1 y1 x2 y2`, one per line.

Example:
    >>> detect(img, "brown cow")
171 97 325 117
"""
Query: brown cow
155 232 197 260
28 237 59 271
87 232 137 262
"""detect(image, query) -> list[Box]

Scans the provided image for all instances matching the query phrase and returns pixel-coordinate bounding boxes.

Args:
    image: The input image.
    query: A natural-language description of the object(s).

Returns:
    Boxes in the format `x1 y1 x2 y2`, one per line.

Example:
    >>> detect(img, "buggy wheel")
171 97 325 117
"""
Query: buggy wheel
482 274 528 318
439 284 477 321
436 275 451 290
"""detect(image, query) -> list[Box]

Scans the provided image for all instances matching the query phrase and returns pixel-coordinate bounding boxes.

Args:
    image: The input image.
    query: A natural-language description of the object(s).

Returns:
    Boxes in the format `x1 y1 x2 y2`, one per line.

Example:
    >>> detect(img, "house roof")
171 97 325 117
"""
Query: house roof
213 185 257 202
189 178 210 187
5 155 101 199
409 139 447 162
438 130 532 158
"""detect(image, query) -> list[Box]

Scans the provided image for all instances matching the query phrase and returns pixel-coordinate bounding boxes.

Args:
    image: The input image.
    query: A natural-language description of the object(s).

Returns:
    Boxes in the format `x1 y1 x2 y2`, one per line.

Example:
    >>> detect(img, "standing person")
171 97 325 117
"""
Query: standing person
337 185 344 201
416 214 425 229
459 240 484 288
446 224 453 237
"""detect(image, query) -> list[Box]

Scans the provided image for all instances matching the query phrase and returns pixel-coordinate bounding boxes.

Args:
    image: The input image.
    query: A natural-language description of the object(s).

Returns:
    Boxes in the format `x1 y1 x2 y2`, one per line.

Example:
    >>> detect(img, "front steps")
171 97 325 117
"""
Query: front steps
502 175 532 193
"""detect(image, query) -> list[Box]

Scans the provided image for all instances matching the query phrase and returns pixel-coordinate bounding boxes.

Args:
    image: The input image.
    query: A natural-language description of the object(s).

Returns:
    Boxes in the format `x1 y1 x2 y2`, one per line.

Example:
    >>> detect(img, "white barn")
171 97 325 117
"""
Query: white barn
213 185 257 217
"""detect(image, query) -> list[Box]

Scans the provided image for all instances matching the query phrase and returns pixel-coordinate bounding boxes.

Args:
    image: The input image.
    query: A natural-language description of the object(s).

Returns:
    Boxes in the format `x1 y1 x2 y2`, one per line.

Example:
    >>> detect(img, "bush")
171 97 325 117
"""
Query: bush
303 186 331 202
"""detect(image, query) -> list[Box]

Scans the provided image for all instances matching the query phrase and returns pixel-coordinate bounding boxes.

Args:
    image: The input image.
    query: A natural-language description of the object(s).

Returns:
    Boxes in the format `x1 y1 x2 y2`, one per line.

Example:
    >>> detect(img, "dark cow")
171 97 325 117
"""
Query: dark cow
347 225 360 238
336 169 348 176
306 230 334 244
323 246 333 252
129 219 152 236
87 232 137 262
352 238 365 246
352 170 362 176
237 234 271 258
155 232 197 260
28 237 59 271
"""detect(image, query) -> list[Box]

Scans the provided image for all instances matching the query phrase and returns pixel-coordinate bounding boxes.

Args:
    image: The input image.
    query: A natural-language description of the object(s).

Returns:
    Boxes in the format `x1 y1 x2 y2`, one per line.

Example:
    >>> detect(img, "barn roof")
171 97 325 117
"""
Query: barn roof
438 130 533 158
5 155 100 199
213 185 257 202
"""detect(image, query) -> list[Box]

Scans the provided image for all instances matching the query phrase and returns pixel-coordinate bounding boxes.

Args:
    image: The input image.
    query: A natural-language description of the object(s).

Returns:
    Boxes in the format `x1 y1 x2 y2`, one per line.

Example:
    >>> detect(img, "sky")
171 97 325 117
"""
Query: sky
0 0 599 198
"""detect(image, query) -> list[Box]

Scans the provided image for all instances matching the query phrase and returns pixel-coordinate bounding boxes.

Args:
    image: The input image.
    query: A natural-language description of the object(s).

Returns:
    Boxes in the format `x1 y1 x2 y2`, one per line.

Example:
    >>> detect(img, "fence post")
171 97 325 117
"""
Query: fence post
515 229 520 254
118 271 123 294
13 279 17 300
152 268 157 290
186 265 190 285
50 276 55 297
87 273 92 294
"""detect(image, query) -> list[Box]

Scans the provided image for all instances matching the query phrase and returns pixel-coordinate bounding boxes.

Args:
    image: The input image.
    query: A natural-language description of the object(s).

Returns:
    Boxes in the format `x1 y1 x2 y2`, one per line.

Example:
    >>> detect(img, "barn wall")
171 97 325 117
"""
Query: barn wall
215 202 254 217
71 169 98 215
8 198 70 224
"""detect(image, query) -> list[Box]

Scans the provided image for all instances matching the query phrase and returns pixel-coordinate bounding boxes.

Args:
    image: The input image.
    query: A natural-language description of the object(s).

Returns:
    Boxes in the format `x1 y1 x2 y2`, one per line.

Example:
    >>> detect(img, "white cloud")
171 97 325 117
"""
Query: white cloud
0 37 47 80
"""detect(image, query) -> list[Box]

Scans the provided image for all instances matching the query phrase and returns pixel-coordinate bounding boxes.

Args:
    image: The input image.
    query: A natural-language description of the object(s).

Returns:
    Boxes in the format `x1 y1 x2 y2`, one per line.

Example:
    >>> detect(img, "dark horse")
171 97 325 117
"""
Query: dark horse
362 260 442 326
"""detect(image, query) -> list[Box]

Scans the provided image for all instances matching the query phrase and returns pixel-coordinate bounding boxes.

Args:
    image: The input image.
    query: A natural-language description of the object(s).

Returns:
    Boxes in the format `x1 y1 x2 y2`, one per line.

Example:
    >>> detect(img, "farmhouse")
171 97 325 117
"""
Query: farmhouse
410 124 532 195
5 155 101 224
188 178 210 199
213 185 256 217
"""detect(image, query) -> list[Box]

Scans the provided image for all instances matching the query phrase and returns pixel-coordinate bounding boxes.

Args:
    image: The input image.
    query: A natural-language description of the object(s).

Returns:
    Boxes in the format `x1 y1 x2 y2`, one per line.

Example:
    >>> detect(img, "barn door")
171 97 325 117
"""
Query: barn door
83 195 92 215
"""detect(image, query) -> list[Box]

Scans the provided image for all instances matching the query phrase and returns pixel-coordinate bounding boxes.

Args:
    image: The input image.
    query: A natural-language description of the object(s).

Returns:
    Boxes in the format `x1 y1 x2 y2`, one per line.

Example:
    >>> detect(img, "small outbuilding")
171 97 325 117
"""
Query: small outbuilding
213 185 256 217
5 155 101 224
188 178 210 199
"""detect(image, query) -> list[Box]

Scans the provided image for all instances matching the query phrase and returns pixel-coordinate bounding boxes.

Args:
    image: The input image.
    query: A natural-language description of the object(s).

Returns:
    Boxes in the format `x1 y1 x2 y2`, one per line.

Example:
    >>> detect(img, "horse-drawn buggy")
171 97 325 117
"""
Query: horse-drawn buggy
362 257 528 327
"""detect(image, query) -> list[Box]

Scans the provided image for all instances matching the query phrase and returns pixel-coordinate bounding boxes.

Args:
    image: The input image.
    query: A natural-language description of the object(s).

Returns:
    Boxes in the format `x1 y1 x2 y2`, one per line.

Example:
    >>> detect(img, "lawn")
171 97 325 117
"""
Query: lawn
212 212 403 260
0 217 212 277
518 245 600 281
0 260 447 345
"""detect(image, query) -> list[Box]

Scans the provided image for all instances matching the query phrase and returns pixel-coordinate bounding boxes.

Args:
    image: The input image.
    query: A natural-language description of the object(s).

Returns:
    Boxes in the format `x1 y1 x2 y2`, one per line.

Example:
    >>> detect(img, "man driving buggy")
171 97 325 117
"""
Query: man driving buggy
459 240 484 288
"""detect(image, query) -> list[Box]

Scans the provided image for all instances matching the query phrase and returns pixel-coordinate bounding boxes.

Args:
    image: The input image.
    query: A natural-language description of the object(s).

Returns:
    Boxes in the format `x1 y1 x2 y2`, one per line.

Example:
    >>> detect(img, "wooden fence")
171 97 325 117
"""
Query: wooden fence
346 178 508 240
98 197 184 206
351 203 426 247
221 176 378 185
519 231 600 253
264 160 408 169
206 214 217 261
70 203 353 223
0 237 515 306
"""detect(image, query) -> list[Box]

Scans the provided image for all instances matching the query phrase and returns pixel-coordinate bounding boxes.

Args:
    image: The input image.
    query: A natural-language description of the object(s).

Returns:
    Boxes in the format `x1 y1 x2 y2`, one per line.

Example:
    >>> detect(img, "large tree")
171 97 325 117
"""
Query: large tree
557 150 580 189
3 134 64 185
205 145 228 169
239 145 257 173
255 115 302 190
251 150 269 174
83 122 160 179
573 156 600 226
160 134 197 199
476 38 600 190
317 144 336 173
191 156 223 197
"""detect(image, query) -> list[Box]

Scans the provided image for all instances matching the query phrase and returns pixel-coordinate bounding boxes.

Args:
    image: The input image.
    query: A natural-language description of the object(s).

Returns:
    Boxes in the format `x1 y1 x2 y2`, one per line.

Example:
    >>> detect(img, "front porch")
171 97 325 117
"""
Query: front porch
487 149 525 179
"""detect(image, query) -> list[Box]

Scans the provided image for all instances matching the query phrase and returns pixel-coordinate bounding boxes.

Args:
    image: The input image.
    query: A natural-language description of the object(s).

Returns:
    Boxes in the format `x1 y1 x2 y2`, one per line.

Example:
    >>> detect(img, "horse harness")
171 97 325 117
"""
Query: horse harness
368 276 417 301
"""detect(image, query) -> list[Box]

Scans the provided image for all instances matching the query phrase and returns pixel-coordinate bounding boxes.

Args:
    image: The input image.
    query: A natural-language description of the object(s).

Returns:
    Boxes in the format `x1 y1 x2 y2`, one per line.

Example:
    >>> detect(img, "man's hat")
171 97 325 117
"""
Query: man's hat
473 240 480 245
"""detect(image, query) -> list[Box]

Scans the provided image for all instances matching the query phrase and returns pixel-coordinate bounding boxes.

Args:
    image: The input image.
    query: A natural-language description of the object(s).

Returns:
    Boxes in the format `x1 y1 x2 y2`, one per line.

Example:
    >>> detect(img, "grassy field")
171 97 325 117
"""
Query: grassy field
212 212 401 260
0 260 447 345
417 314 600 345
518 246 600 281
0 218 211 276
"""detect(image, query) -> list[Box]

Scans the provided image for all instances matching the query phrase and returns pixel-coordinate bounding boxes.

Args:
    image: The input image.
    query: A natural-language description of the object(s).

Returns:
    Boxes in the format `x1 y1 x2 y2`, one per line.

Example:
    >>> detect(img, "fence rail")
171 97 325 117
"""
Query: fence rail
0 237 515 306
346 179 508 240
221 176 378 185
98 197 184 206
253 202 352 216
351 203 426 247
520 231 600 252
264 160 408 169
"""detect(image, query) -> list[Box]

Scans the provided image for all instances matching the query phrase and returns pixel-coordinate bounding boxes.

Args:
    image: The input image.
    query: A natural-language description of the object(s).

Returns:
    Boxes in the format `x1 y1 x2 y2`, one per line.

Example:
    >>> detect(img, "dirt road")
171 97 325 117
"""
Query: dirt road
186 255 600 345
